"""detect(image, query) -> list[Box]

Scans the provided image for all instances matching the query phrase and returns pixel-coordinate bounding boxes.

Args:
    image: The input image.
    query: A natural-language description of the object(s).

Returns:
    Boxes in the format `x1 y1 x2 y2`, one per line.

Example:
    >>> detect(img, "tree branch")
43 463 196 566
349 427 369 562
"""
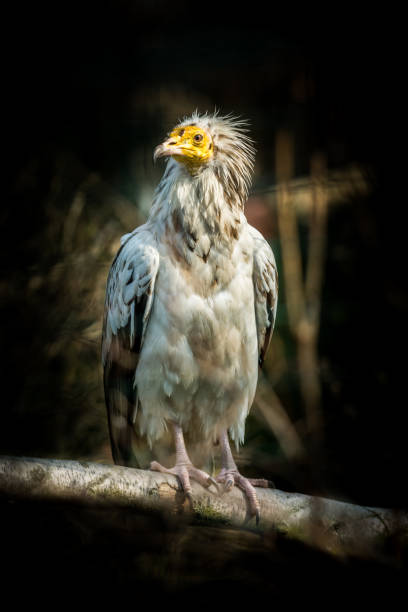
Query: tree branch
1 455 406 563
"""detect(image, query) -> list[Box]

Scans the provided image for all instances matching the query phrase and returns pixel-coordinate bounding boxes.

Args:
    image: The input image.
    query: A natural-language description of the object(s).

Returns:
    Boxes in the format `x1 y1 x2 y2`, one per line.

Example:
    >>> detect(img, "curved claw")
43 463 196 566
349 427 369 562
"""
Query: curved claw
244 507 260 526
217 469 261 525
185 491 194 510
242 504 260 526
224 477 234 492
208 476 220 492
216 469 234 492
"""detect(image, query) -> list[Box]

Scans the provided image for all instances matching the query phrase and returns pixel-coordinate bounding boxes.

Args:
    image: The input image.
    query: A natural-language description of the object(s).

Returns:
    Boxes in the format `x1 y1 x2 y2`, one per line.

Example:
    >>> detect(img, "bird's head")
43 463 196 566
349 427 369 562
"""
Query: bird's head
153 111 255 209
154 124 214 170
155 110 253 170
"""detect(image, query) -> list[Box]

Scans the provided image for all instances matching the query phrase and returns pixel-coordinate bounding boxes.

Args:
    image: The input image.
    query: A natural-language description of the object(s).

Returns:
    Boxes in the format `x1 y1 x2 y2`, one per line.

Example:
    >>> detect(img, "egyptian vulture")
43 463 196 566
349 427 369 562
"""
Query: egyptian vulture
102 112 278 522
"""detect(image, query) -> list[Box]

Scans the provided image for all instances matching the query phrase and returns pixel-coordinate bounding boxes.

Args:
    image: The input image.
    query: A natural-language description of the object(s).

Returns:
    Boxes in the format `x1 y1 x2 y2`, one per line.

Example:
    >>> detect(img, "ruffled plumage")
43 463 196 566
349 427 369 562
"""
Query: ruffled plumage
102 112 277 467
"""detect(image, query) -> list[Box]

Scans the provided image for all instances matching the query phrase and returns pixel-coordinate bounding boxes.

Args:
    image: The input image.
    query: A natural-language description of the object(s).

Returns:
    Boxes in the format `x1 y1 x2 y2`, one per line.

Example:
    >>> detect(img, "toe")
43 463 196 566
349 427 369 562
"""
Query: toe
248 477 275 489
188 466 218 490
208 476 219 490
177 465 192 494
216 469 262 524
150 461 168 473
235 474 261 524
216 470 235 492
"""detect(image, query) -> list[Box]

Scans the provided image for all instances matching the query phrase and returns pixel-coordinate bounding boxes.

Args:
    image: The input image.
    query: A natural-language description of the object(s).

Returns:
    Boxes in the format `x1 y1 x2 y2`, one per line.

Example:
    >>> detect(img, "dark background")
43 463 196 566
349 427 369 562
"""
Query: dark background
1 1 406 601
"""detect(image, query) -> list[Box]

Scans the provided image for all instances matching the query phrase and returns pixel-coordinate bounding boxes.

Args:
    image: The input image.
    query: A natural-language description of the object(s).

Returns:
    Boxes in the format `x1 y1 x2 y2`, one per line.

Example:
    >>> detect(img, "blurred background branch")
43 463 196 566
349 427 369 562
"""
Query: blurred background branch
275 131 327 445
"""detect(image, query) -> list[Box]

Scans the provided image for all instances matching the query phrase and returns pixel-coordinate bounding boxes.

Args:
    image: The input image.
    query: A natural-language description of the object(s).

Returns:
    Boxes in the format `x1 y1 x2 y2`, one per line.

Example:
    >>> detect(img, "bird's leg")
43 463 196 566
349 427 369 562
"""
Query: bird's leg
217 430 265 524
150 422 218 504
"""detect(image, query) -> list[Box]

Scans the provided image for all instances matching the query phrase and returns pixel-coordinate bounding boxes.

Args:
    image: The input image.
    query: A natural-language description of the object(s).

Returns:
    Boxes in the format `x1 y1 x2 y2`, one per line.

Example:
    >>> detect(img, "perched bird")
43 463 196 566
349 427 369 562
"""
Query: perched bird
102 112 278 522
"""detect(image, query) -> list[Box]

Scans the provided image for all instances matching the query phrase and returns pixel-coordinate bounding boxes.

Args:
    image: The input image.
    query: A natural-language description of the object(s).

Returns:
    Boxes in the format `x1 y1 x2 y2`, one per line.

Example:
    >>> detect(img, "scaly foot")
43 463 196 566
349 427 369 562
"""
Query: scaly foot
216 467 261 524
217 430 275 525
150 459 218 506
149 422 218 506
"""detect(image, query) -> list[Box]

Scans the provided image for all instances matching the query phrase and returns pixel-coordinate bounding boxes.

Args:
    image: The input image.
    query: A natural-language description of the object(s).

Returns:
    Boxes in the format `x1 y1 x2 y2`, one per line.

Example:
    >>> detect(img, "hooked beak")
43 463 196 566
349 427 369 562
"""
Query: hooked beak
153 138 183 163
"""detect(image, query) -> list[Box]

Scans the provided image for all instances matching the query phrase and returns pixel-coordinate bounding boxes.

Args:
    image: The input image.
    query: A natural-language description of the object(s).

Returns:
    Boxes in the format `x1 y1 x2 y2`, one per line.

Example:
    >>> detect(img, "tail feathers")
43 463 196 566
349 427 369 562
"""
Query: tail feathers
104 361 140 468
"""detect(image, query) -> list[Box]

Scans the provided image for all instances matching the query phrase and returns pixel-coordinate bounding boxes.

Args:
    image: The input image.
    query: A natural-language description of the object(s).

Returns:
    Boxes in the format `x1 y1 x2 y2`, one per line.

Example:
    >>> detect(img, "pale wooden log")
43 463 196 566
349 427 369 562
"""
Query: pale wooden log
0 455 406 562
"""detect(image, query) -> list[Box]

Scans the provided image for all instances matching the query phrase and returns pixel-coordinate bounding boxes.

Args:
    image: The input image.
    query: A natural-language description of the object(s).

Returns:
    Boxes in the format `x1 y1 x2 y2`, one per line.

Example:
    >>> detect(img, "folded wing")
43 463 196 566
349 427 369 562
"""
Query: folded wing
102 227 159 466
249 226 278 367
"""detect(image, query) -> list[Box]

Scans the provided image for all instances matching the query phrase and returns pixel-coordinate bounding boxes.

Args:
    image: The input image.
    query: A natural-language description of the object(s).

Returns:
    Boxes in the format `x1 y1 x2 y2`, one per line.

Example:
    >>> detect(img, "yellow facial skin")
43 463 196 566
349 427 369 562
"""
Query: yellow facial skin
154 125 213 171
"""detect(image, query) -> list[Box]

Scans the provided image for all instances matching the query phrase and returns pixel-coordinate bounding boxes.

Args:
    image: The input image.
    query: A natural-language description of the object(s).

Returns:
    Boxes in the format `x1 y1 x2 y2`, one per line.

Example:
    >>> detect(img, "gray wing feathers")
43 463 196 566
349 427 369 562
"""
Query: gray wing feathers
250 226 278 367
102 228 159 466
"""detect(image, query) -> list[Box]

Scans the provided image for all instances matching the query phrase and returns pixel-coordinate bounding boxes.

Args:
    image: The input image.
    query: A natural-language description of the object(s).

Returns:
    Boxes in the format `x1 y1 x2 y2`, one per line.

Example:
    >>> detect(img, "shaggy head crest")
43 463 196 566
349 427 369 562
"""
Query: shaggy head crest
154 111 256 209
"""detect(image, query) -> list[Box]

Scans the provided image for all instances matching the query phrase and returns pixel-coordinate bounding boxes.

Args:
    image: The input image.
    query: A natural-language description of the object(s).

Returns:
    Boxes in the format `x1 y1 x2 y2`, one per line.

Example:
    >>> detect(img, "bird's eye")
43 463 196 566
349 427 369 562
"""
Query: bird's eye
193 133 203 143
